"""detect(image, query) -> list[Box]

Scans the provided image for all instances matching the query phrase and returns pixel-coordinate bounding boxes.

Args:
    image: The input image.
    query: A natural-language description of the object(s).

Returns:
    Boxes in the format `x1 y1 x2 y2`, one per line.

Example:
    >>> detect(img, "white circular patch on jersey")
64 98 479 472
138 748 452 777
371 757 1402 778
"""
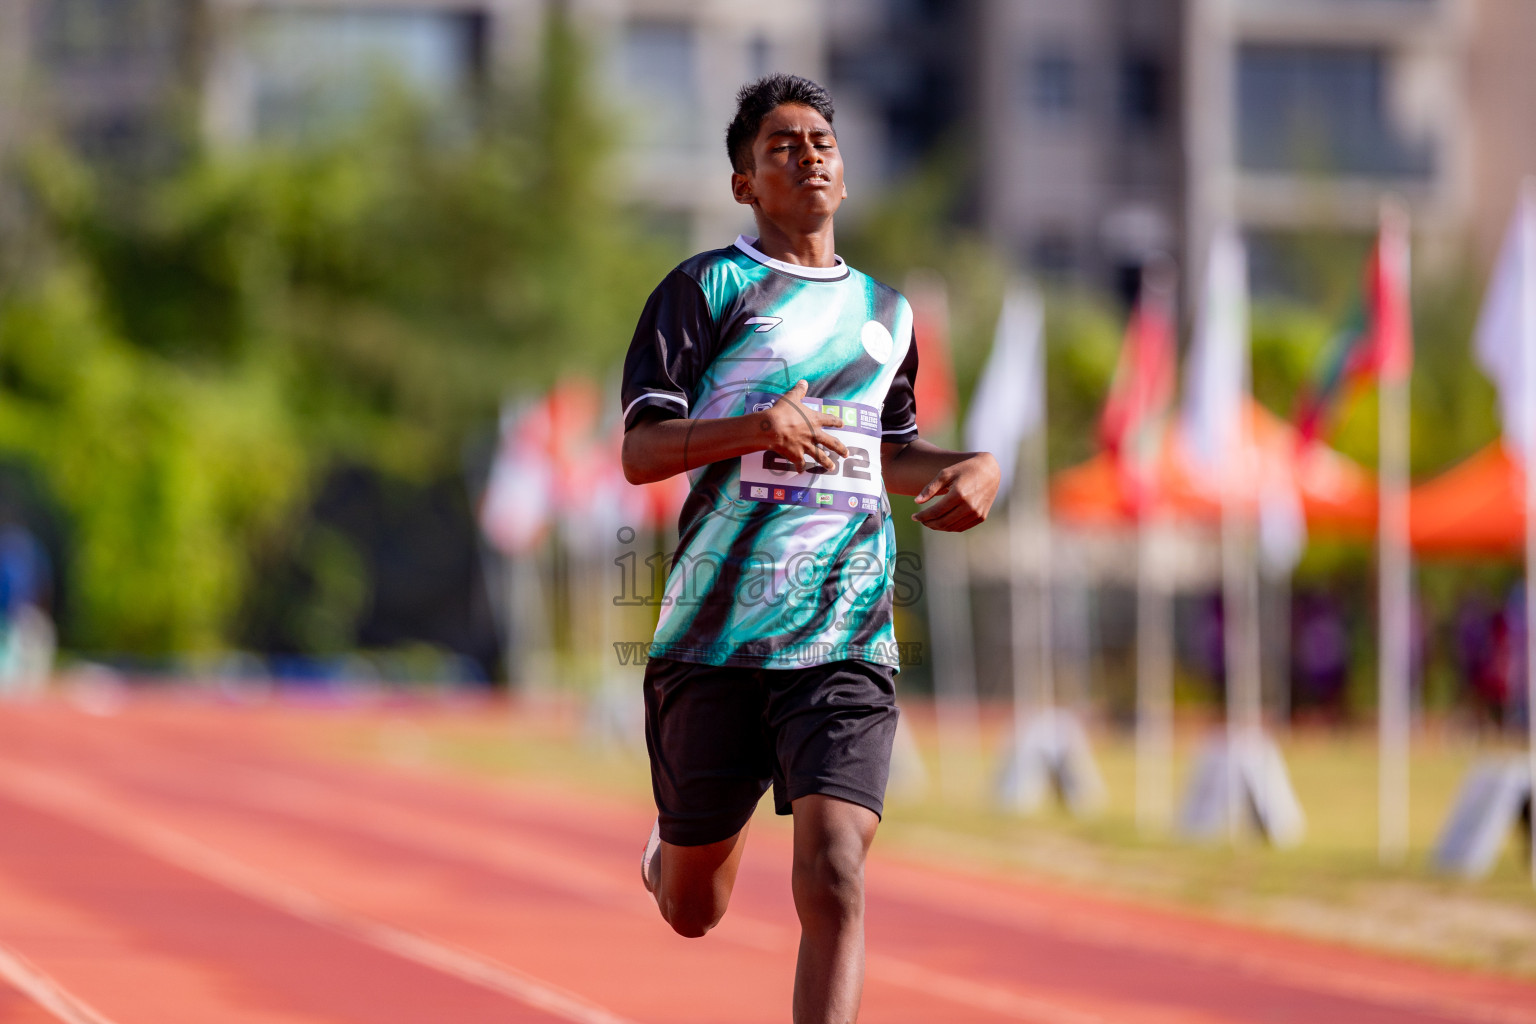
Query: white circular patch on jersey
860 320 894 364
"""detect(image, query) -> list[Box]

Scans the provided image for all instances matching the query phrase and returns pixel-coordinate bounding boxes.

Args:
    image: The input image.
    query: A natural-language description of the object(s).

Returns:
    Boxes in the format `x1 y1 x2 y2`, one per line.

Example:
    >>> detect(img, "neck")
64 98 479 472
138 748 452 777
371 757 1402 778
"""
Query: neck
751 216 837 268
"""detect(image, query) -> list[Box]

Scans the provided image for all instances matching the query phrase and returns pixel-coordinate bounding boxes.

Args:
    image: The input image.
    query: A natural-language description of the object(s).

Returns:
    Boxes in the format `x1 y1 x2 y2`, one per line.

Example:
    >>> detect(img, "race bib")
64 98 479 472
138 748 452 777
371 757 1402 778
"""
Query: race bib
739 391 884 516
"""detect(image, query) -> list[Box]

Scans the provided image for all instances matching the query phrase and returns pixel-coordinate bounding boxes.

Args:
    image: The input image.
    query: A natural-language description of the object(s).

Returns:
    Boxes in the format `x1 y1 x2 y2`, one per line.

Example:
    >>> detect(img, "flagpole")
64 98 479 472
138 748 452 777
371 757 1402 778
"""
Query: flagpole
1135 509 1174 833
1003 378 1054 806
1008 456 1032 764
1134 261 1177 835
1013 304 1054 728
1378 199 1412 866
1032 394 1055 718
927 528 980 799
1221 403 1263 845
1520 176 1536 887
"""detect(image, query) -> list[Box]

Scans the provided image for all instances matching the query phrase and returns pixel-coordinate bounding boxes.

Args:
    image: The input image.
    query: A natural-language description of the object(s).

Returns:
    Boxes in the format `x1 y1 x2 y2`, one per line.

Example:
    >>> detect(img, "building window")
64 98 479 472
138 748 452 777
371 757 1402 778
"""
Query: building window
1027 50 1077 118
1029 231 1076 279
620 20 701 152
38 0 178 70
1237 44 1434 178
1118 53 1163 130
246 10 483 140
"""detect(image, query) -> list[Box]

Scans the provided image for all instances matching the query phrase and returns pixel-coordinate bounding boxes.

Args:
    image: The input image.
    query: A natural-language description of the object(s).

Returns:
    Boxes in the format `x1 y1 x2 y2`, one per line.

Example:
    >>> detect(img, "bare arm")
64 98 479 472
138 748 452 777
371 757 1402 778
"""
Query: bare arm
881 439 1000 533
622 379 848 485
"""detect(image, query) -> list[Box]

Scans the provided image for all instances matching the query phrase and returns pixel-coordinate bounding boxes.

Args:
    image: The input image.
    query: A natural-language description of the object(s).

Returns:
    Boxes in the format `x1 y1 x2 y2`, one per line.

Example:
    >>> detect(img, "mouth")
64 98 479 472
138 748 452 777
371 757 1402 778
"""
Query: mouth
798 171 833 187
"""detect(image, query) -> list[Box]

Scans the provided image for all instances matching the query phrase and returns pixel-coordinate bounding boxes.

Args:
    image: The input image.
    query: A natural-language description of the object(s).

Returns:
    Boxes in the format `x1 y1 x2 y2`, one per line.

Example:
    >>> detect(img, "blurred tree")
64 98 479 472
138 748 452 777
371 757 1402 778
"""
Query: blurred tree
0 10 675 659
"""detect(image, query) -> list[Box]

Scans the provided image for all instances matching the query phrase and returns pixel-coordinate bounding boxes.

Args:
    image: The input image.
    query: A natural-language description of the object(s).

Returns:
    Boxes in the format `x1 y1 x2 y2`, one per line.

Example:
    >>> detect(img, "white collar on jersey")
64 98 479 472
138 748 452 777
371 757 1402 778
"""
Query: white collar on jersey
733 235 848 280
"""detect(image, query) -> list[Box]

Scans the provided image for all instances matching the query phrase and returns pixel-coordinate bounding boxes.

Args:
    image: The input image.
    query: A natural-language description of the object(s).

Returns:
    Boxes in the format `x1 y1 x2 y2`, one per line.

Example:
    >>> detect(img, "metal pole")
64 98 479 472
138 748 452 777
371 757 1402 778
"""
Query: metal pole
1135 516 1174 833
1033 420 1056 718
1378 202 1412 866
1520 177 1536 886
925 529 980 799
1134 263 1177 836
1378 372 1411 864
1007 450 1033 770
1220 382 1262 843
1221 507 1265 841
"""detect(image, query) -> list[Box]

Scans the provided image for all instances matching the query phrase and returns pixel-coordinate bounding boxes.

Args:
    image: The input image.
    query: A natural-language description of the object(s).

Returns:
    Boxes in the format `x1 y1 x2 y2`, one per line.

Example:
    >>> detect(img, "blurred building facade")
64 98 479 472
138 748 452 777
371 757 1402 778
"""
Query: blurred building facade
823 0 975 197
1185 0 1471 295
1466 0 1536 263
966 0 1478 302
3 0 821 250
971 0 1186 305
970 0 1534 300
3 0 206 170
202 0 824 250
5 0 1534 289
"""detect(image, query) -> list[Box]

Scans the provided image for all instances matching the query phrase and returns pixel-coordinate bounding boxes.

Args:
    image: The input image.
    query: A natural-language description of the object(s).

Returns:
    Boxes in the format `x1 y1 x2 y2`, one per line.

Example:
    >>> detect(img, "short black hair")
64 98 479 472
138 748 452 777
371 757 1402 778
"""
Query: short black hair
725 74 835 173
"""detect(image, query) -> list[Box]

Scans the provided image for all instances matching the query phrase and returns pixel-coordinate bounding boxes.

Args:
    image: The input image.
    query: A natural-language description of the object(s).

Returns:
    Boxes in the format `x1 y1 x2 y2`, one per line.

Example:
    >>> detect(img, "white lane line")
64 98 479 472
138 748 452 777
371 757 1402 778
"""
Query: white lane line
45 724 1536 1024
10 752 1109 1024
154 764 1109 1022
0 940 118 1024
0 763 638 1024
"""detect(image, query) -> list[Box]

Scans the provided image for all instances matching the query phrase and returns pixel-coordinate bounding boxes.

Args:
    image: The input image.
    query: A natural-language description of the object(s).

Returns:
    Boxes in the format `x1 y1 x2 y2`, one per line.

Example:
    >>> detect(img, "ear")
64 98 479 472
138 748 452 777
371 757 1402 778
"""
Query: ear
731 170 755 207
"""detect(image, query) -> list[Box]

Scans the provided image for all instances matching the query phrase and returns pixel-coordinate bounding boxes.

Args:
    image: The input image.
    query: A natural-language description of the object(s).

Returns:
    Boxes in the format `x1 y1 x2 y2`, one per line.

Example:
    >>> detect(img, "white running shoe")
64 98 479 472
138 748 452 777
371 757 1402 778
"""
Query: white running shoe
640 819 661 894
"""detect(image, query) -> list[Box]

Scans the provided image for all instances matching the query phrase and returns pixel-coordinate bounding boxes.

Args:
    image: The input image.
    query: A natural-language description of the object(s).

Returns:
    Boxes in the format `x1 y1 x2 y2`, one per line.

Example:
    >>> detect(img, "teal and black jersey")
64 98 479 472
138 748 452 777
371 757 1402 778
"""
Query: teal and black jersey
621 235 920 671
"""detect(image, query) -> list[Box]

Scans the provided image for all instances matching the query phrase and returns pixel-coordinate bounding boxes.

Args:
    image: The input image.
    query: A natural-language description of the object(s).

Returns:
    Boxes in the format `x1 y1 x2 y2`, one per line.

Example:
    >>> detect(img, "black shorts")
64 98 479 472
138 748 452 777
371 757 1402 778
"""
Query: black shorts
643 656 899 847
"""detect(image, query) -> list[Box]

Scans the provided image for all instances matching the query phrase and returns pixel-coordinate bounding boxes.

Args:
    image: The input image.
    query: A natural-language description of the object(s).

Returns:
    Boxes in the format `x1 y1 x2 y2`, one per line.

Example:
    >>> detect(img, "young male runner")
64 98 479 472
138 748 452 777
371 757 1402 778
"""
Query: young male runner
619 74 999 1023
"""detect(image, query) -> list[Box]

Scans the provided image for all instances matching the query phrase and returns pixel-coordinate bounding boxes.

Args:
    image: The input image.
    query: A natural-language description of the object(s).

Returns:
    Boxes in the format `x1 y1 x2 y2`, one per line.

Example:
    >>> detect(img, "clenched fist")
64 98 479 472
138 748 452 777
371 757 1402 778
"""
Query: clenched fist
911 452 1000 532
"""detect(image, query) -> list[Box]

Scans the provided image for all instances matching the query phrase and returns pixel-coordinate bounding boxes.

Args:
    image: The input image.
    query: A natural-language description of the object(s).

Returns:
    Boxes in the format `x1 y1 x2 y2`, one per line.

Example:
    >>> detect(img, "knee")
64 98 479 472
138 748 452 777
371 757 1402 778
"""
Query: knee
792 838 865 923
658 891 726 939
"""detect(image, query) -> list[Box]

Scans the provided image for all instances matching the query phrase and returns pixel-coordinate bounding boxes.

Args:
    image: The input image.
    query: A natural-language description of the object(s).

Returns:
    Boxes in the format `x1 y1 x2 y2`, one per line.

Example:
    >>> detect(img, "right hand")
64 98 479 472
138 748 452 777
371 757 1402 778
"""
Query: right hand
757 379 849 472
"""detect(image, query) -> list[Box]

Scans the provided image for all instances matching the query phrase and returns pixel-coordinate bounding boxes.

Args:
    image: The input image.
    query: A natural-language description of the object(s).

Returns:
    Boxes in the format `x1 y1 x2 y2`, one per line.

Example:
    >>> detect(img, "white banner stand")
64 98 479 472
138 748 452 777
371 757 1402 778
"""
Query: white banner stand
1433 758 1532 879
1178 733 1306 847
996 708 1106 816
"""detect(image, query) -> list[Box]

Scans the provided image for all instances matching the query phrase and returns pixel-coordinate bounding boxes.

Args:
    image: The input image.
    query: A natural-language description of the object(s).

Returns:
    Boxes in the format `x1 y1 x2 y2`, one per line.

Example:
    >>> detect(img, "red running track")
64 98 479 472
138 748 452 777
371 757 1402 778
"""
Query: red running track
0 699 1533 1024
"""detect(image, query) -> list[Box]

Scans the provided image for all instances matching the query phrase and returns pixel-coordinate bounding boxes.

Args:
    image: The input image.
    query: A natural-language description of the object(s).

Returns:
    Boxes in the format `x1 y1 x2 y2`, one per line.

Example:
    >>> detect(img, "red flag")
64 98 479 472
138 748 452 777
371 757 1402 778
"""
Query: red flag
1294 213 1412 444
1361 210 1413 384
601 421 689 533
480 400 555 555
905 273 957 438
480 376 601 554
1100 275 1177 509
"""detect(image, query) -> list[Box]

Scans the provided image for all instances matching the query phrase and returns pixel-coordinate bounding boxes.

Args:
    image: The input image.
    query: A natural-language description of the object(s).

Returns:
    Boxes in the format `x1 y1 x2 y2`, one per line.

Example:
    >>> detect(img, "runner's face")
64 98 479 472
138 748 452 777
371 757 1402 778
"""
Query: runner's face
733 104 845 226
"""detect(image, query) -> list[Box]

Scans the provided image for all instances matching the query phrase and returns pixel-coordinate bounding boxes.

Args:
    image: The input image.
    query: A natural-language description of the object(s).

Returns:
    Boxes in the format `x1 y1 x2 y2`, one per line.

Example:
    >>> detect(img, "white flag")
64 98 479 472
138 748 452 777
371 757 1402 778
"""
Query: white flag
963 284 1044 497
1258 467 1307 575
1182 226 1307 572
480 400 555 555
1475 183 1536 461
1181 225 1249 476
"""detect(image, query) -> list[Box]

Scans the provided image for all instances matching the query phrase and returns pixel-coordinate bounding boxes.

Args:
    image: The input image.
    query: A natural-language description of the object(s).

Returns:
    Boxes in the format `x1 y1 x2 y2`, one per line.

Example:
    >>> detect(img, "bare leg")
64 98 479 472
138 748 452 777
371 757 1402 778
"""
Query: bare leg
648 822 751 938
790 794 879 1024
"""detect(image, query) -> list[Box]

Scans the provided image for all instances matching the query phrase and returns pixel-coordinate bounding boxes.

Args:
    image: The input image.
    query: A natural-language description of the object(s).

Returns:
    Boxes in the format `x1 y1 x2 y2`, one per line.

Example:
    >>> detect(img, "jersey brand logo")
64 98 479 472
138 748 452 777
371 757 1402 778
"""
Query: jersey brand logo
744 316 783 333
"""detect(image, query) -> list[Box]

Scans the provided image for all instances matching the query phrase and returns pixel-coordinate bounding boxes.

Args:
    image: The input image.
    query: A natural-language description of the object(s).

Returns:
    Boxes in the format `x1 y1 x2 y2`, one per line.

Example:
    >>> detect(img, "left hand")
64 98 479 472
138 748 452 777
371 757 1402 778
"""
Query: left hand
911 453 1000 532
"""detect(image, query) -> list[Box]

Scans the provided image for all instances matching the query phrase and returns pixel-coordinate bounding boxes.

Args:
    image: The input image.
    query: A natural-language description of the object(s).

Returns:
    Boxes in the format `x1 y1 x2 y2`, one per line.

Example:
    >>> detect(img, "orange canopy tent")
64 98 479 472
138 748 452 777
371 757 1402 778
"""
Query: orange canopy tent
1407 443 1528 559
1051 401 1377 538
